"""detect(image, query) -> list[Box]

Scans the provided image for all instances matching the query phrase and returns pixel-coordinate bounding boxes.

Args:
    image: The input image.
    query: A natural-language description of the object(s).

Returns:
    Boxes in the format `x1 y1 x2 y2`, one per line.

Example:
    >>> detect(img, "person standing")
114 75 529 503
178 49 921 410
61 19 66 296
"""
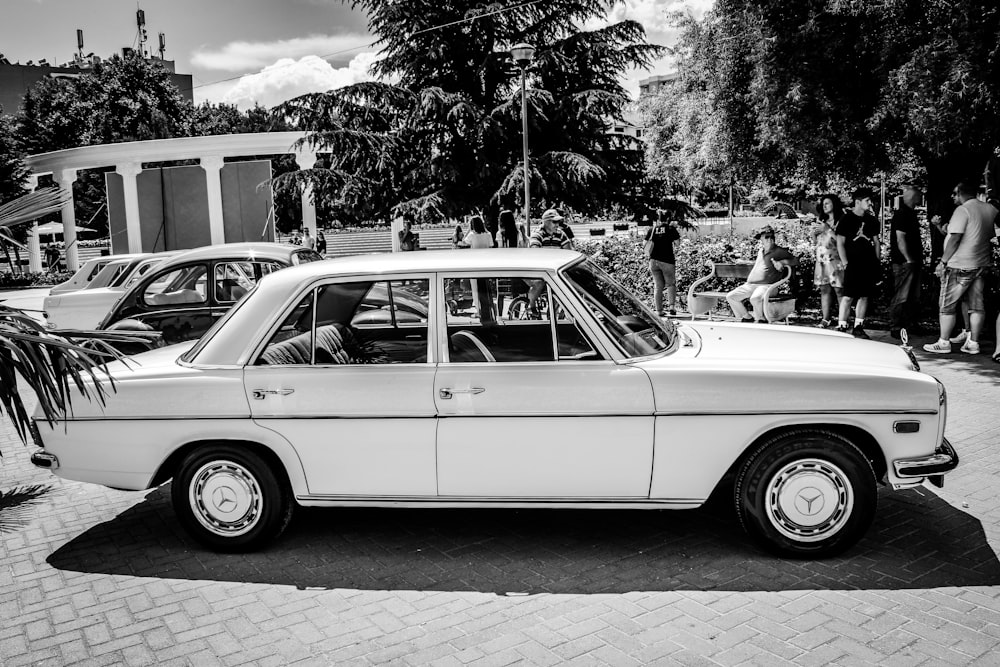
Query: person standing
812 194 845 328
315 231 327 255
464 216 493 248
498 209 518 247
301 228 316 251
923 181 998 355
528 209 573 249
398 218 419 251
452 223 468 248
644 211 681 316
888 185 924 338
835 187 881 339
45 244 61 272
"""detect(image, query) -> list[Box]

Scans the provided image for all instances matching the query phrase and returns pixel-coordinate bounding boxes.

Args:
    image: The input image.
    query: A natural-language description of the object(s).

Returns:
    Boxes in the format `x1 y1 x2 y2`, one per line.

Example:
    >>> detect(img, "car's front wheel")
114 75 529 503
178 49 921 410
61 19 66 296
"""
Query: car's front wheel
171 445 294 552
735 430 877 558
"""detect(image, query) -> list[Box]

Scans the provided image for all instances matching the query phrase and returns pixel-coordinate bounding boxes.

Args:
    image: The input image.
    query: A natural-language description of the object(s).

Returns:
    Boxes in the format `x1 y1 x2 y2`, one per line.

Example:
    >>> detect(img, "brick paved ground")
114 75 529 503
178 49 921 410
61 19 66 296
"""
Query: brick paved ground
2 329 999 666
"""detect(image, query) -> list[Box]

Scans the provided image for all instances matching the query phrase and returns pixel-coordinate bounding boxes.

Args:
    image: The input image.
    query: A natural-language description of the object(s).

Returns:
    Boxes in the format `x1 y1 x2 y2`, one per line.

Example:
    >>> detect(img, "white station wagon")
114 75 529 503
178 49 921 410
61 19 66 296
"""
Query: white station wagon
31 249 957 557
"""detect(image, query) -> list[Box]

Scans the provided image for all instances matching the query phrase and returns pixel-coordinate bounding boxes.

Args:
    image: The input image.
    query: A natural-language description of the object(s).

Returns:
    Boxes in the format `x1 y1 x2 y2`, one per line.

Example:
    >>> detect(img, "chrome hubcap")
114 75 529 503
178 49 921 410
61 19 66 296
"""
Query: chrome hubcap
765 458 853 542
189 460 262 537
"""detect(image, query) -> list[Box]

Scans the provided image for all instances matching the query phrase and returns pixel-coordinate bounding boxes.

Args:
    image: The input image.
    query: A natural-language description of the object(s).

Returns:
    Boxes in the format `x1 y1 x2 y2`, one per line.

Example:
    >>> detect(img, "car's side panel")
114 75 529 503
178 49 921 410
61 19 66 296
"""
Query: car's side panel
246 364 439 496
434 363 655 497
648 413 941 499
36 418 309 495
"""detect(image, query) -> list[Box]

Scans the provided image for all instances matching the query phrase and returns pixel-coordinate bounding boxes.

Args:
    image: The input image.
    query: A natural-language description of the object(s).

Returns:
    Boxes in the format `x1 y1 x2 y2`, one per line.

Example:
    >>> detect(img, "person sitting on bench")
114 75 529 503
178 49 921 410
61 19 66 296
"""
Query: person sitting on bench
725 226 799 323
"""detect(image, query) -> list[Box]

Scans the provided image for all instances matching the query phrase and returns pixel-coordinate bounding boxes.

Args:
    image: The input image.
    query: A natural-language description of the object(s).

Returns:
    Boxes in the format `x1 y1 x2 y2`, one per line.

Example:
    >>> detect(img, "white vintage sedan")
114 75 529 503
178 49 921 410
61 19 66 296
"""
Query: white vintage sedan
31 249 957 558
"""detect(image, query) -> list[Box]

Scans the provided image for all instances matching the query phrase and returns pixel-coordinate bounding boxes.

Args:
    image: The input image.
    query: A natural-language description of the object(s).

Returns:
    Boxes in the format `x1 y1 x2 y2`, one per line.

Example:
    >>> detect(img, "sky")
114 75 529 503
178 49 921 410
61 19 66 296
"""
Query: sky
1 0 713 110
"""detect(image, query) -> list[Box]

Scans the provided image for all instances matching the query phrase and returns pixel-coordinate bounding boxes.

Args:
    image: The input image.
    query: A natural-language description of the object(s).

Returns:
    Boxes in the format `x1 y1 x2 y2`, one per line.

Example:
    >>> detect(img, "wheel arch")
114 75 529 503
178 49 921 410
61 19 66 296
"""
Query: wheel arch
713 422 886 498
150 438 302 496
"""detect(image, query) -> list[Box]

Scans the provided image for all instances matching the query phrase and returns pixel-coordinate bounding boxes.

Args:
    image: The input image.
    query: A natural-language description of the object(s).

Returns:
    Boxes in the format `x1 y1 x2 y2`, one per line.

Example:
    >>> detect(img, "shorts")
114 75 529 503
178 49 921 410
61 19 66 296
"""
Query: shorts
841 254 878 298
939 267 987 314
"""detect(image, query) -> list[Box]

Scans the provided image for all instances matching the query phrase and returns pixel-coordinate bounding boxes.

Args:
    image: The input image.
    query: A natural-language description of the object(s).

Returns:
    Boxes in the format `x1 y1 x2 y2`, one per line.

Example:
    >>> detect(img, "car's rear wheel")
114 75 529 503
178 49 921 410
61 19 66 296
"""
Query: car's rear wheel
171 445 294 552
734 429 877 558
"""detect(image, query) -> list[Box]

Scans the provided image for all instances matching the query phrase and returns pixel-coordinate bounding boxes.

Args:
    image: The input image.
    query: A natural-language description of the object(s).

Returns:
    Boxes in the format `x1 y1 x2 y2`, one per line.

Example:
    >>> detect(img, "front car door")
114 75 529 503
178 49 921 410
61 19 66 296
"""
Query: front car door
433 272 655 499
244 274 439 497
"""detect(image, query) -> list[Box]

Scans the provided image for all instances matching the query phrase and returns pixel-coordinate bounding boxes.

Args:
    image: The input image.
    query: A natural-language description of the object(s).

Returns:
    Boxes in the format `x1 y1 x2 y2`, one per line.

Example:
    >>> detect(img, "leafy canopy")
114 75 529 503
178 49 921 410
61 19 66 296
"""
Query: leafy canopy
278 0 663 221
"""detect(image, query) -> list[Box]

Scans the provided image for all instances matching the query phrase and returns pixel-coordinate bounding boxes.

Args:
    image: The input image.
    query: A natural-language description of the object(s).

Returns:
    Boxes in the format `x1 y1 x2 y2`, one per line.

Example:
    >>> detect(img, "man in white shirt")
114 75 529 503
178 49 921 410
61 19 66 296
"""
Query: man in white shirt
924 181 998 355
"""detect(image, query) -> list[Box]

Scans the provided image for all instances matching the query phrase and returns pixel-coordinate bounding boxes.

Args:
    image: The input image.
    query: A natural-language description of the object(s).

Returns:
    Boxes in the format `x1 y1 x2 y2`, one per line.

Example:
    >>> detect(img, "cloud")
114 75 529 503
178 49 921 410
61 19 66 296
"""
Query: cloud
191 33 373 72
207 53 377 110
585 0 714 35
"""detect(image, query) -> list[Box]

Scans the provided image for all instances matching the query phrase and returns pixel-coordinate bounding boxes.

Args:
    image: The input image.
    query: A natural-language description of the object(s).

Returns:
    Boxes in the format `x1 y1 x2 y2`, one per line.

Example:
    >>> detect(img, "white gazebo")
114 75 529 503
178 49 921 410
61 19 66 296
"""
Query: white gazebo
24 132 318 271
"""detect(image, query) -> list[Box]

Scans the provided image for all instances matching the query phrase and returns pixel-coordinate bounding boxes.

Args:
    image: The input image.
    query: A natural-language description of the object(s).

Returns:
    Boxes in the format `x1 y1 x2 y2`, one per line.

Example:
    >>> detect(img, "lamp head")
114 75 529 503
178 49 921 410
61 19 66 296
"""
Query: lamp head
510 43 536 68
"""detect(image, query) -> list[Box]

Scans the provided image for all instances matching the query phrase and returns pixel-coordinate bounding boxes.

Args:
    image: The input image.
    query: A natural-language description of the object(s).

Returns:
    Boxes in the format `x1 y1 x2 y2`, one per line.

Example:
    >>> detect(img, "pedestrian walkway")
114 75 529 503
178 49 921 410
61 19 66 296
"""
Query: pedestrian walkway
0 325 999 664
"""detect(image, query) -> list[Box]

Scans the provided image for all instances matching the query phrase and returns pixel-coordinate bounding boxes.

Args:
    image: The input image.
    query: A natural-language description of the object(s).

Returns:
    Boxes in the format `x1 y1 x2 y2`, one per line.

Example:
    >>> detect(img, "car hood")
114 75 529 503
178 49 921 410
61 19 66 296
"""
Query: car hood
684 321 916 371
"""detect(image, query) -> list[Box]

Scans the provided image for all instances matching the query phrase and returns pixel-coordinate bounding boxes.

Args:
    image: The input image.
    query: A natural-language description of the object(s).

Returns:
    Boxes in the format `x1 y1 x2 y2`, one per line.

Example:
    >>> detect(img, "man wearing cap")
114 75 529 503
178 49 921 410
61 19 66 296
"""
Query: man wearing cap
835 187 880 338
725 226 798 323
529 209 574 249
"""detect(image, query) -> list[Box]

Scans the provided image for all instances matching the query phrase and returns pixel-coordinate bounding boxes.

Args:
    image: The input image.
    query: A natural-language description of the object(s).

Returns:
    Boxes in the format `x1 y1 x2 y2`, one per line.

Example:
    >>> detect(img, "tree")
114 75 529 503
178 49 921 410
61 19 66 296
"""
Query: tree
657 0 1000 203
277 0 662 222
17 52 193 154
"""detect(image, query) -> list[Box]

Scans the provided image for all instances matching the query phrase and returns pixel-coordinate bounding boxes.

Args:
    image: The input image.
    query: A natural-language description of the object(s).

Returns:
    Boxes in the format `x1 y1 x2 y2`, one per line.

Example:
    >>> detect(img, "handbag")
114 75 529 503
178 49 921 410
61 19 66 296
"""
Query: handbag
643 239 654 258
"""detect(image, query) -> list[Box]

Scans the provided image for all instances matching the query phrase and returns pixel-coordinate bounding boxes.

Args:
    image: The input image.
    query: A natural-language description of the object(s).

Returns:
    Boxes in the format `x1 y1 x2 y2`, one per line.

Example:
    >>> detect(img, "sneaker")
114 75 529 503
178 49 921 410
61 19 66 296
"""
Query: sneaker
819 319 832 329
923 339 952 354
852 326 870 340
961 339 981 354
834 325 850 334
949 330 969 345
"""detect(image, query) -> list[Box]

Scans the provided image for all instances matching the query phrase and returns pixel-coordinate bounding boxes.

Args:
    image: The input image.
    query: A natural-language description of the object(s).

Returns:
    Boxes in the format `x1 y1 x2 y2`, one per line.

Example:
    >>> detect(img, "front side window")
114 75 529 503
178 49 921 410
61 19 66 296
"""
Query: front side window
442 276 600 363
256 279 429 365
564 259 676 358
142 264 208 306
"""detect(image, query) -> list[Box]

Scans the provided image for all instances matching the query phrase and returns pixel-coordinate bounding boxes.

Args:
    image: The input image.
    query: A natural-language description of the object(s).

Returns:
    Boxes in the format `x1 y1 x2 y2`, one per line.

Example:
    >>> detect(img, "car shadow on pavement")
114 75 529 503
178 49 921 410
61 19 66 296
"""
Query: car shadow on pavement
47 482 1000 594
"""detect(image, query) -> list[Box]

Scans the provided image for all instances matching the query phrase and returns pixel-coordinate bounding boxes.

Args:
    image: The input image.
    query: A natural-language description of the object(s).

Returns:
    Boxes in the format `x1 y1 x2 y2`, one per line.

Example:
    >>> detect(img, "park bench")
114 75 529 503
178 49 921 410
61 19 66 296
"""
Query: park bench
686 261 796 323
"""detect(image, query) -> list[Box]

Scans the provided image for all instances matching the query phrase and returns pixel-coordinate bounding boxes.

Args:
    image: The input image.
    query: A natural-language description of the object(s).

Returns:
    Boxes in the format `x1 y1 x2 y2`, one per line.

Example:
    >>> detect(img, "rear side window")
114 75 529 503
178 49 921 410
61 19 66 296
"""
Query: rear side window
142 264 209 306
214 261 281 303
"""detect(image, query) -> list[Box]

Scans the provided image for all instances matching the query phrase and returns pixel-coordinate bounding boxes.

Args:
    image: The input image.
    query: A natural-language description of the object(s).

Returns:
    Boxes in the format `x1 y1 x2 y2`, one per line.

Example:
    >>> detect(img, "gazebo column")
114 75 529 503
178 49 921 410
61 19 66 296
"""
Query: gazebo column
115 162 144 253
200 156 226 245
53 168 79 270
27 175 41 272
295 152 318 236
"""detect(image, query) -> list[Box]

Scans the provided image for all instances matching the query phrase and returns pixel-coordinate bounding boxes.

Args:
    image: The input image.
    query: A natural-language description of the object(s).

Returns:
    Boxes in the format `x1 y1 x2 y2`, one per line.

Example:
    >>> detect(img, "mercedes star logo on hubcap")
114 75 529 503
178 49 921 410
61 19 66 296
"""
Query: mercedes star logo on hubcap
794 487 825 516
212 486 238 512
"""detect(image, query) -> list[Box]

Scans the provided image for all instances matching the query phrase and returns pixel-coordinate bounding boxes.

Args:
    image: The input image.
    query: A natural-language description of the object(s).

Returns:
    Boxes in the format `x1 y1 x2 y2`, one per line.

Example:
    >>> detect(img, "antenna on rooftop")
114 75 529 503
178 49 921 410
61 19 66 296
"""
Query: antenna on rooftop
158 32 166 59
76 29 84 59
136 8 148 57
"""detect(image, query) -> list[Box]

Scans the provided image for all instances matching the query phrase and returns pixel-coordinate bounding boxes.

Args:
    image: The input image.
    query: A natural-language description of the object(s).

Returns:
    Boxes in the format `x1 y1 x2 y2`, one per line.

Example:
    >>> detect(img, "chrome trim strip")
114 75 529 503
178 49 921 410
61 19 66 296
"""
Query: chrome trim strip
295 495 702 506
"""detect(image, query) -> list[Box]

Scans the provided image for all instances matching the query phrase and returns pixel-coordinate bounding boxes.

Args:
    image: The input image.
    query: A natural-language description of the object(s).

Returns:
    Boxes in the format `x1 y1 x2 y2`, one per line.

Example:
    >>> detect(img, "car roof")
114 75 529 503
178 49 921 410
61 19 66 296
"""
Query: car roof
189 248 586 366
270 248 581 285
148 242 308 273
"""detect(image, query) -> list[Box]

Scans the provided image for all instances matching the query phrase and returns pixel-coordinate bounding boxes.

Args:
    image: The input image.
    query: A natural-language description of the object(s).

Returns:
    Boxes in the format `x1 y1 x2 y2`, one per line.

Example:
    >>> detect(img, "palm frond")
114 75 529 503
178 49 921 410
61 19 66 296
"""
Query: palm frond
0 307 127 448
0 187 71 229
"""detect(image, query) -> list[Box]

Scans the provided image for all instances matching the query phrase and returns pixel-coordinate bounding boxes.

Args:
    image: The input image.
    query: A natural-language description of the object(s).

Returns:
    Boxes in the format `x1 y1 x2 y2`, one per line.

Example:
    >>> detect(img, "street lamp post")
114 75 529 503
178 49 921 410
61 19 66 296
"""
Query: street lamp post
511 43 536 234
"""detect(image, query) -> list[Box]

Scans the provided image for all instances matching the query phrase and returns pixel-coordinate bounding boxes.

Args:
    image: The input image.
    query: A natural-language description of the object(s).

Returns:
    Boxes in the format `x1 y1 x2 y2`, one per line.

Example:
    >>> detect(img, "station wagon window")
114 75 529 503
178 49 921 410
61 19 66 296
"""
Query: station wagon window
214 261 281 303
442 276 599 363
142 264 208 306
256 279 430 365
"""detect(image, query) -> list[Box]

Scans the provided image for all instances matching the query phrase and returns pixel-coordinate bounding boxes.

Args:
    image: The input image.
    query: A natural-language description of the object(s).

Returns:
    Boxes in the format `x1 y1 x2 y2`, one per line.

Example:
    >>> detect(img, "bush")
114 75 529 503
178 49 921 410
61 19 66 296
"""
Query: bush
0 270 72 288
576 219 957 328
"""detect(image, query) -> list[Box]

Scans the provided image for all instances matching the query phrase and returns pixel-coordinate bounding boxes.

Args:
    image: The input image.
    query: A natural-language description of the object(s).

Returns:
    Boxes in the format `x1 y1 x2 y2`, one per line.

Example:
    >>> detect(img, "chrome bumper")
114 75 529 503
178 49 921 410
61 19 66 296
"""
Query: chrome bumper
892 438 959 488
30 450 59 470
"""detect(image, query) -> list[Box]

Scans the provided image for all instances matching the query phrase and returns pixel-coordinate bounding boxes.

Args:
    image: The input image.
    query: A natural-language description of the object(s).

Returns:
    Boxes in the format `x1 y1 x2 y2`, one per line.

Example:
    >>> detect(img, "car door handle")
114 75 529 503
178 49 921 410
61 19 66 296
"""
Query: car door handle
439 387 486 400
252 389 295 400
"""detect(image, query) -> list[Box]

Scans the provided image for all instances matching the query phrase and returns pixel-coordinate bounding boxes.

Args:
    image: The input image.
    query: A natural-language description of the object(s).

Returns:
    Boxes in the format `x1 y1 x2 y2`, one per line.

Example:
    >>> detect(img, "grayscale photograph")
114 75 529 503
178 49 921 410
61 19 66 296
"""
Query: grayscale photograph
0 0 998 664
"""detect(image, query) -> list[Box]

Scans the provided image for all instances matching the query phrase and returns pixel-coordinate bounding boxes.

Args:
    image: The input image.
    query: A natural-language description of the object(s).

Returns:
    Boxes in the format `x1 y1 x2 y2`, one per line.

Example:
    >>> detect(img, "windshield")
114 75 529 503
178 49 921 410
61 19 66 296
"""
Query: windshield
563 259 676 358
